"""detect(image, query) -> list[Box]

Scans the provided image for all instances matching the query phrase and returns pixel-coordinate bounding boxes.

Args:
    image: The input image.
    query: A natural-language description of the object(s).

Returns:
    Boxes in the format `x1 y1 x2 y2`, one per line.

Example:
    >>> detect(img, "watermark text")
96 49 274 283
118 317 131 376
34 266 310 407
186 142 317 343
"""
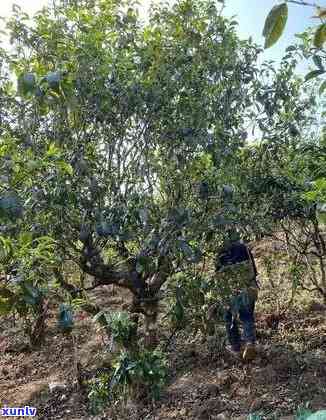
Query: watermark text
1 406 37 417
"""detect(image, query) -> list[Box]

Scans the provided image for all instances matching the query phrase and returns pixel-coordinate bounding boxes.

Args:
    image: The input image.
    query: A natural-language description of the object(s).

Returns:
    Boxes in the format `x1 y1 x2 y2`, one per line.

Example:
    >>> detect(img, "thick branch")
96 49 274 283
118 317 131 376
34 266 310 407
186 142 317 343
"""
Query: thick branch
80 256 135 291
148 256 172 296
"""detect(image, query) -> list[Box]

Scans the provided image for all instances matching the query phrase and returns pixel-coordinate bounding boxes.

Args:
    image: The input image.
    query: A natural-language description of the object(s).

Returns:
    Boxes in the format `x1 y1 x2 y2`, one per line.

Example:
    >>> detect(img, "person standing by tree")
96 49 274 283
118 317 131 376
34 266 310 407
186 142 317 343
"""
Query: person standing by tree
213 228 259 361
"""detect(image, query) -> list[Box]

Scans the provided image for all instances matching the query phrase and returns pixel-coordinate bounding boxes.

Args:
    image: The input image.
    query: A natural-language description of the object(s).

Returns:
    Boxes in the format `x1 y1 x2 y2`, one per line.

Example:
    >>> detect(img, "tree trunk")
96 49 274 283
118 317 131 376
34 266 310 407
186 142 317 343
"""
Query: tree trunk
143 299 159 350
30 299 49 347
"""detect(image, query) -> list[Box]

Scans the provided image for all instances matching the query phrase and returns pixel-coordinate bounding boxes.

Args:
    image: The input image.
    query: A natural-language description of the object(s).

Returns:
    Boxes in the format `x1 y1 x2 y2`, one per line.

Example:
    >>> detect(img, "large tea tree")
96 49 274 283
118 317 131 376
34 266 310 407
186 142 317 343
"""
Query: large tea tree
0 0 270 345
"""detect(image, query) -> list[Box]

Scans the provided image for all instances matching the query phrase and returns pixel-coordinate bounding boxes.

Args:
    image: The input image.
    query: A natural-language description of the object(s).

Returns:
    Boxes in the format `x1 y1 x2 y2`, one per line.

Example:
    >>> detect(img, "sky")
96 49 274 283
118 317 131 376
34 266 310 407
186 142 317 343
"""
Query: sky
0 0 323 74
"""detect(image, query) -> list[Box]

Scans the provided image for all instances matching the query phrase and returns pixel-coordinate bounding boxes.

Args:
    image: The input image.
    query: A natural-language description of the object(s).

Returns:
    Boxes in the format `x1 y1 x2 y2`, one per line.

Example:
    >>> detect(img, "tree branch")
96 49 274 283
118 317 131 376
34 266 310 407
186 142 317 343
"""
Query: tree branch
79 256 135 291
287 0 319 7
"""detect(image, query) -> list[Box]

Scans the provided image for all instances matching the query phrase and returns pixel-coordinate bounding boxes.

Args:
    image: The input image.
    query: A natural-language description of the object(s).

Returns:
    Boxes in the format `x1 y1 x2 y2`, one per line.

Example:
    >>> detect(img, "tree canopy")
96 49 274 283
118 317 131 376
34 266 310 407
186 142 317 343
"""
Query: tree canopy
0 0 324 335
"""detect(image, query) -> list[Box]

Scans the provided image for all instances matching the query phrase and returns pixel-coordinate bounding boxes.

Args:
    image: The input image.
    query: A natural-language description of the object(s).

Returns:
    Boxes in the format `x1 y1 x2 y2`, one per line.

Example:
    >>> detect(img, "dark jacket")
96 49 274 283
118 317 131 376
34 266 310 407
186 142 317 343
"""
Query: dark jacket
216 241 258 278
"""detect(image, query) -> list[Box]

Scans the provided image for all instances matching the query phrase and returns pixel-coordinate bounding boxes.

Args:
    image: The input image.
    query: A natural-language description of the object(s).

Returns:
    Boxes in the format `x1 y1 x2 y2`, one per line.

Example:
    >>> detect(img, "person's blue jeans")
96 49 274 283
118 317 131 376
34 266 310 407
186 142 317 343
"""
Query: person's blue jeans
224 292 256 351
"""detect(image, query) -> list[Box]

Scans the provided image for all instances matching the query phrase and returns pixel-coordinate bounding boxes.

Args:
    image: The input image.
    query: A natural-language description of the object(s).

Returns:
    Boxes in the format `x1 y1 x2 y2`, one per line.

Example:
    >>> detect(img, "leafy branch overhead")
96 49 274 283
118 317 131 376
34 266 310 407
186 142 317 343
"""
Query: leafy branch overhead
263 1 326 50
262 1 326 86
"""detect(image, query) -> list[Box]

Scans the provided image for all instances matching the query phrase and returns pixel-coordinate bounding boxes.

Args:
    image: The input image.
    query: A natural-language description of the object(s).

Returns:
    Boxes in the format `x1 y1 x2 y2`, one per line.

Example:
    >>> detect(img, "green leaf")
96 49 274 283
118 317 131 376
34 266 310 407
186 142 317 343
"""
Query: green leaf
136 255 152 274
314 23 326 49
46 71 61 91
285 45 296 52
92 310 109 327
319 80 326 96
313 55 324 70
305 69 325 82
0 193 23 220
18 72 36 95
57 161 73 176
21 283 42 306
46 142 61 158
178 240 194 258
19 232 33 246
304 191 318 201
0 236 13 259
263 3 288 49
26 160 40 171
315 178 326 190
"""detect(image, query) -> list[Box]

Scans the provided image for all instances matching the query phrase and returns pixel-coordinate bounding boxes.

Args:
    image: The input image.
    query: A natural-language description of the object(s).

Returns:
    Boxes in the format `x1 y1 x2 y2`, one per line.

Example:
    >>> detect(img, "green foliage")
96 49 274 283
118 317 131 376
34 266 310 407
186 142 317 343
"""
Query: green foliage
296 407 314 420
262 2 326 90
93 311 136 348
0 231 57 343
0 287 15 316
295 407 326 419
87 348 167 413
319 80 326 95
168 273 201 331
109 348 167 400
305 70 325 82
0 282 43 317
304 178 326 203
247 408 326 420
314 23 326 49
167 270 226 335
263 2 326 50
169 282 187 330
87 371 112 415
306 411 326 420
17 72 37 96
247 415 263 420
110 351 136 389
0 193 23 220
0 0 277 318
288 262 306 296
131 349 167 399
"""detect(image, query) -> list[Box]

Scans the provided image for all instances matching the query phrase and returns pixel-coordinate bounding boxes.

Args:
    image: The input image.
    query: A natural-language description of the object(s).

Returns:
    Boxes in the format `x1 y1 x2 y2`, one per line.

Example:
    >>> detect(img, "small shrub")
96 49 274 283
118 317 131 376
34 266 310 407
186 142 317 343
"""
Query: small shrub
247 414 263 420
87 371 112 415
93 310 137 351
296 408 326 420
131 349 167 400
57 303 74 333
86 348 167 414
88 350 167 414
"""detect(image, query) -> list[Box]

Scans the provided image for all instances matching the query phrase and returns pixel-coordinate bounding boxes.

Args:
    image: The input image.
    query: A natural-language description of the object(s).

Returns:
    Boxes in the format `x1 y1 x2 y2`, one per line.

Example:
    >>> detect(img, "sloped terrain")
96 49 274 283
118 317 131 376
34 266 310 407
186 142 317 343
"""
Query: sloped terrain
1 243 326 420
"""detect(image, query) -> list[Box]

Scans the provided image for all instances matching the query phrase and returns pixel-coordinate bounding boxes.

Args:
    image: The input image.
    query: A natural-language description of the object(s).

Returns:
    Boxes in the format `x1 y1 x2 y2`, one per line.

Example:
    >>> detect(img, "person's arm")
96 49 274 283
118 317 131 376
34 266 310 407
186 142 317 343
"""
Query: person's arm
215 254 222 271
247 247 258 277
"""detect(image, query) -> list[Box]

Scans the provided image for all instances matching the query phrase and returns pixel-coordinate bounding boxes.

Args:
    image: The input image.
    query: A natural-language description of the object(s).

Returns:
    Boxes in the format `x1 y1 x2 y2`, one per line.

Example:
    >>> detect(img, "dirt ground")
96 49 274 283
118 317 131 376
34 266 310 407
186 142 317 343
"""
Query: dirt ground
1 242 326 420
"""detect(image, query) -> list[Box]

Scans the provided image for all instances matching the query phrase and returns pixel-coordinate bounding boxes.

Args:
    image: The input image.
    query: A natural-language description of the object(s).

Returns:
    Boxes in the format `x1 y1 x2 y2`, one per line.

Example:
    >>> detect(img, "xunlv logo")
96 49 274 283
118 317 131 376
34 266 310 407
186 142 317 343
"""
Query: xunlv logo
1 406 37 417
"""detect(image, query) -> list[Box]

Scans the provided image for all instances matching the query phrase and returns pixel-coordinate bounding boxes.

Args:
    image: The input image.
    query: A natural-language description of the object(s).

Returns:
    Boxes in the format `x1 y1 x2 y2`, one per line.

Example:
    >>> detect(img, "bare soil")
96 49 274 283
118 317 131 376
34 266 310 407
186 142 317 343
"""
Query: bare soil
1 242 326 420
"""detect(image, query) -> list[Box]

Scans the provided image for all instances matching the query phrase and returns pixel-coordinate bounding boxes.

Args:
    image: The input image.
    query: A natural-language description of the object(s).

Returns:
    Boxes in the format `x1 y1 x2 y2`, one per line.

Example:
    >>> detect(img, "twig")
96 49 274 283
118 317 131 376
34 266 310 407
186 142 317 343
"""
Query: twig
71 332 80 390
287 0 319 7
163 326 179 351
